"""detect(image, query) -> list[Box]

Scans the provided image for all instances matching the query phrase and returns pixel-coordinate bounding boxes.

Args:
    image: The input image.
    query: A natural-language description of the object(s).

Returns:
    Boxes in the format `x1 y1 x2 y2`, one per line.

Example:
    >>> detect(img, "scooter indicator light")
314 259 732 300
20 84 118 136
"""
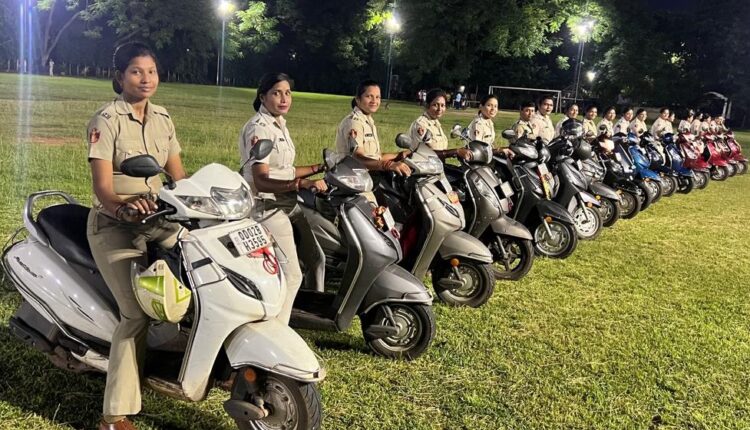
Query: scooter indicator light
243 368 257 383
587 202 593 208
595 195 601 200
544 216 553 223
450 258 460 267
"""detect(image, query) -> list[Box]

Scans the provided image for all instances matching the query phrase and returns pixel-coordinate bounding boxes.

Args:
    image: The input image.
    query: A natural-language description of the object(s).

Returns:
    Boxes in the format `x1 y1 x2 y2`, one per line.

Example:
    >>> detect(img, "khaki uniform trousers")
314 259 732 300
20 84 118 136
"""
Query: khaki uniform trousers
87 209 180 417
253 196 325 324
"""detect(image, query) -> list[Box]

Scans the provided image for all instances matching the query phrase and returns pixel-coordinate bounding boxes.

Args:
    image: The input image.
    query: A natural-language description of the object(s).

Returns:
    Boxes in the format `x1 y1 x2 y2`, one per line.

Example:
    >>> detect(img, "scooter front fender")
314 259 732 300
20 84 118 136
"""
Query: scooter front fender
438 231 493 263
589 182 621 202
535 199 576 224
578 190 602 207
489 215 533 241
641 169 661 180
361 264 432 314
224 319 325 383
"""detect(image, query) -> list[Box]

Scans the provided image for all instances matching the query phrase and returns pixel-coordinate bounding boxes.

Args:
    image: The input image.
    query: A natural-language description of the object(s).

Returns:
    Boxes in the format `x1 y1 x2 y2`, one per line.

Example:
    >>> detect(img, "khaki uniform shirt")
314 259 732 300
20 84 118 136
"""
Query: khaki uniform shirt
700 121 711 133
467 114 495 145
239 105 296 201
614 117 631 135
512 119 537 142
582 119 597 138
691 119 702 135
87 96 181 209
630 118 648 136
531 112 554 143
335 107 381 159
409 113 448 150
649 117 673 138
678 120 692 134
598 119 614 137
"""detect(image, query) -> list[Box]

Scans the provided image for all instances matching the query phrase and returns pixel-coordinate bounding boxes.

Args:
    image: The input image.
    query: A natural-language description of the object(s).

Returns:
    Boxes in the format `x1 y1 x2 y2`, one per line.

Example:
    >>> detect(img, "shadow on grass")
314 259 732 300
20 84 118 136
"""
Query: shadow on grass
0 312 233 429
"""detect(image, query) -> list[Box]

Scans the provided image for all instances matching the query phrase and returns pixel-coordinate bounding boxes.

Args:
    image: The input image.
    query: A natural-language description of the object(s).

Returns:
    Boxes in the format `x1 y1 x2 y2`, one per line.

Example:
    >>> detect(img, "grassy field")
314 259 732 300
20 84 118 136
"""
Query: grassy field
0 73 749 430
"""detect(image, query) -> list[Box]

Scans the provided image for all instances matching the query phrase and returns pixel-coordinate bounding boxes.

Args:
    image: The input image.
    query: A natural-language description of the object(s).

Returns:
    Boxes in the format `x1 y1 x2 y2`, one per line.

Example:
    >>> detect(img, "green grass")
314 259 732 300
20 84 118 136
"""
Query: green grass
1 73 749 429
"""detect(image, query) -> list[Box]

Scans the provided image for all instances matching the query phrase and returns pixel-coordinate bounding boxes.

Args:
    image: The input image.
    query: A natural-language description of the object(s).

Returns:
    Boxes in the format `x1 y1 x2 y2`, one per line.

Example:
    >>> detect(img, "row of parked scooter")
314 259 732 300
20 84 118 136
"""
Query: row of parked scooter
1 120 745 429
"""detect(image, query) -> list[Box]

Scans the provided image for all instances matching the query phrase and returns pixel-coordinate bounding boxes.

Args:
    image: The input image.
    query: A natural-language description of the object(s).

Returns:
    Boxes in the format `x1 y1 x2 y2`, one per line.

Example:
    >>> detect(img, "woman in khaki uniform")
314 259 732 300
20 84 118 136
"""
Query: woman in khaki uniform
335 80 411 175
582 105 598 139
554 103 579 137
468 94 498 144
87 43 186 430
630 108 648 136
678 109 695 133
239 73 327 325
614 106 634 135
599 106 617 137
408 88 472 160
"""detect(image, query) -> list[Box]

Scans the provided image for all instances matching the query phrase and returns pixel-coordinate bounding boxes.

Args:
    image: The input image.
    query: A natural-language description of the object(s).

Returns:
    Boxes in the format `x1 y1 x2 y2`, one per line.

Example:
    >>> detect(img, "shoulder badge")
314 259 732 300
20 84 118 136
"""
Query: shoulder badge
89 128 101 144
101 112 111 120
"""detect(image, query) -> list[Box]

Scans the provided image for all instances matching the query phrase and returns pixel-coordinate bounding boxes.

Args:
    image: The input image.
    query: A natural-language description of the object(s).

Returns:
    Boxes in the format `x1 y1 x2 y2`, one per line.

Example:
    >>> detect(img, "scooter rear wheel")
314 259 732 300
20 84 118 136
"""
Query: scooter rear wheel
533 220 578 259
362 303 436 360
433 261 495 307
485 234 534 281
660 176 677 197
232 373 322 430
598 197 621 227
618 191 641 220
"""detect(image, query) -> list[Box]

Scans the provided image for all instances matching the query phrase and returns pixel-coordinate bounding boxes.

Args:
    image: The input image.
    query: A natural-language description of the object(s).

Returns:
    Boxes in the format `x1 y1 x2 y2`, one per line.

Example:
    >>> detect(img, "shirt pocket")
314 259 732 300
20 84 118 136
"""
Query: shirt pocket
153 138 170 166
114 138 146 169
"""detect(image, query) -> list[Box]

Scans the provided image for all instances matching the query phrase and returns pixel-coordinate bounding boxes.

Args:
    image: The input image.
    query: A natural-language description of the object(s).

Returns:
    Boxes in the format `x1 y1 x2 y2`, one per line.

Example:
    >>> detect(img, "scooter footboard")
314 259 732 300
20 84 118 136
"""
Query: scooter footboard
437 231 493 263
224 320 325 382
360 265 432 314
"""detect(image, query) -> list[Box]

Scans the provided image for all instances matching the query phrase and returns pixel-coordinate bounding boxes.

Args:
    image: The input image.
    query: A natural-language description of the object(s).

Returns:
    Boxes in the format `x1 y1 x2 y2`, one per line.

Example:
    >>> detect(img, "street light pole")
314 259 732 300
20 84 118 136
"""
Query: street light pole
216 1 233 86
574 40 586 103
384 13 401 100
572 19 594 103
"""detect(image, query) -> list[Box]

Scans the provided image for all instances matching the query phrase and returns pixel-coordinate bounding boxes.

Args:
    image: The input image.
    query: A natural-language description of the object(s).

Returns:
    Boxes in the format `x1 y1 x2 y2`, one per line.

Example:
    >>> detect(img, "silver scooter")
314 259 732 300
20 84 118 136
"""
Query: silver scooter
375 134 496 308
2 141 324 429
291 149 435 360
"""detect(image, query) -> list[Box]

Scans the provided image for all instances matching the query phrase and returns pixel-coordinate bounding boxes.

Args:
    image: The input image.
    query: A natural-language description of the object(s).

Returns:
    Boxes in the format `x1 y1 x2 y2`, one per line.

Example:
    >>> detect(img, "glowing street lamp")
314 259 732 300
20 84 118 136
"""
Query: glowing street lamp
385 14 401 100
216 0 235 86
586 70 596 82
572 18 595 102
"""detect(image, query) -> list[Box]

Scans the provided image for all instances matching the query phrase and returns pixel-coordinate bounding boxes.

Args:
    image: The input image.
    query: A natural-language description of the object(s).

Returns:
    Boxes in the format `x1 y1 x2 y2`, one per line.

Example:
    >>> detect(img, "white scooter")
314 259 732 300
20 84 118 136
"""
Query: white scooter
1 140 324 430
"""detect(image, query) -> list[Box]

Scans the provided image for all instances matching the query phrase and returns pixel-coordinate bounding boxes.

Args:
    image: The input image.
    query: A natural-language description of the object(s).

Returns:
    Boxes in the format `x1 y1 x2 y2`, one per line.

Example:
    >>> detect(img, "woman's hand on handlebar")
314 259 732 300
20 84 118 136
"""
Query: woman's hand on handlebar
116 197 156 223
300 178 328 193
388 161 412 176
456 148 473 161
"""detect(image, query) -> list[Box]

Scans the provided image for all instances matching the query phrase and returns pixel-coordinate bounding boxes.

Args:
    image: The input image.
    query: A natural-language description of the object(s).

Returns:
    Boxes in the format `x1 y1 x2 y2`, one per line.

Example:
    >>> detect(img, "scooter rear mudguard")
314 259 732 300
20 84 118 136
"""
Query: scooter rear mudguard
437 230 493 263
224 319 325 383
589 181 621 202
360 264 432 314
535 199 576 225
489 214 533 240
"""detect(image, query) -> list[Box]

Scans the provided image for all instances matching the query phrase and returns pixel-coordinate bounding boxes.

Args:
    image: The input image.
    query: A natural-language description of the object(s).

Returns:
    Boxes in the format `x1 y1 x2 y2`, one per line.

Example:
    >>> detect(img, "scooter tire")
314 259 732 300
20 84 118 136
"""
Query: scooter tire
677 176 694 194
738 161 748 175
618 191 641 220
433 261 495 308
660 176 677 197
637 183 653 211
362 303 436 360
572 205 602 240
727 163 737 177
695 171 709 189
711 166 728 181
533 220 578 259
649 180 663 204
598 197 621 227
485 234 534 281
232 373 322 430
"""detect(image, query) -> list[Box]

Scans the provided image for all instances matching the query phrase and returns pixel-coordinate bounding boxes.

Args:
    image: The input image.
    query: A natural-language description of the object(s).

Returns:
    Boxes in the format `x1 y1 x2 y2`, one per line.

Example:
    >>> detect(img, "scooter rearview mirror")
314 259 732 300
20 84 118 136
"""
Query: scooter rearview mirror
395 133 414 150
120 154 164 178
450 124 462 138
323 148 337 171
501 129 516 140
250 139 274 161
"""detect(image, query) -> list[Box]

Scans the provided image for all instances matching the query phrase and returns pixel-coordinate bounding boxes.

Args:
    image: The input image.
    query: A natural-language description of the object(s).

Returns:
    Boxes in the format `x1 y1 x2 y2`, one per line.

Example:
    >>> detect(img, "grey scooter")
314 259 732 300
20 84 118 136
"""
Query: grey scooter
290 150 435 360
375 134 496 308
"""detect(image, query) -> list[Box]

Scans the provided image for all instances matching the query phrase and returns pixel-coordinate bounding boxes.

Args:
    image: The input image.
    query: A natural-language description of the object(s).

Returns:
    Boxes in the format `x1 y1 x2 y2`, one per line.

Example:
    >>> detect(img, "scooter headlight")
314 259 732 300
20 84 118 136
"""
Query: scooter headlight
410 156 444 175
176 185 253 219
472 176 500 208
337 171 373 192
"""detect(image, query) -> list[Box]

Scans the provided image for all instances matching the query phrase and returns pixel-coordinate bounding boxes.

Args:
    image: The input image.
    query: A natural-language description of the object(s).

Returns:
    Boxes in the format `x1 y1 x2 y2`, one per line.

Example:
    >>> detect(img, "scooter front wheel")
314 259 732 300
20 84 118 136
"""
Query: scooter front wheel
232 372 322 430
727 163 737 177
572 205 602 240
695 171 709 189
598 197 621 227
647 180 663 204
660 176 677 197
432 261 495 307
677 176 694 194
738 161 748 175
486 235 534 281
711 166 728 181
533 220 578 259
361 303 436 360
618 191 641 220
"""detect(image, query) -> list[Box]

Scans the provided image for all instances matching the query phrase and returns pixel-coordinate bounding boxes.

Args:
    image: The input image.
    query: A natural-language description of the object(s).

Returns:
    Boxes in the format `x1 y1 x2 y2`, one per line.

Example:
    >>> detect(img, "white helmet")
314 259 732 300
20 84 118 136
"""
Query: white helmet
131 260 191 323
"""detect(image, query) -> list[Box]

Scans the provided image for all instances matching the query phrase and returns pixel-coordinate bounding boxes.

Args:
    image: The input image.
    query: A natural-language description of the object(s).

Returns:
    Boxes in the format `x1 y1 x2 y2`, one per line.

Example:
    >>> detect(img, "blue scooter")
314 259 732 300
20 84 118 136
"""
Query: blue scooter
661 133 695 194
622 132 662 207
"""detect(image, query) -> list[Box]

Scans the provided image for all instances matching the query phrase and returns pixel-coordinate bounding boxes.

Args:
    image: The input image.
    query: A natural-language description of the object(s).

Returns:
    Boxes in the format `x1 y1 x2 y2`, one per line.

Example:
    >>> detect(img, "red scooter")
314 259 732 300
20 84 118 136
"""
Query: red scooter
714 133 739 177
702 132 731 181
678 132 710 189
725 131 748 175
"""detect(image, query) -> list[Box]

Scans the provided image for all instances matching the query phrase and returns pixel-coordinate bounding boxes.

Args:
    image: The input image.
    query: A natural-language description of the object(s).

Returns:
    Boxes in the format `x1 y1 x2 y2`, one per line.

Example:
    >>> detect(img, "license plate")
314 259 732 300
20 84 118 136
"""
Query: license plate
229 224 270 255
500 181 514 197
447 191 460 204
382 207 395 230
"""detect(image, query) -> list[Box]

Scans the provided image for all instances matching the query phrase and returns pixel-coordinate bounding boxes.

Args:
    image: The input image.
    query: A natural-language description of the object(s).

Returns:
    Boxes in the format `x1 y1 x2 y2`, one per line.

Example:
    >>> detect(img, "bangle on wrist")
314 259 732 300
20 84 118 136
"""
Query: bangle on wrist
114 202 127 221
382 160 394 171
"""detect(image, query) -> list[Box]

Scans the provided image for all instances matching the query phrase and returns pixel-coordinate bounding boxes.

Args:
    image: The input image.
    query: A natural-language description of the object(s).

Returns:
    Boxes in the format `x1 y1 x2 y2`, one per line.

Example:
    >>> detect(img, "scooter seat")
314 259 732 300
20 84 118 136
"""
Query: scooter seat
37 204 97 271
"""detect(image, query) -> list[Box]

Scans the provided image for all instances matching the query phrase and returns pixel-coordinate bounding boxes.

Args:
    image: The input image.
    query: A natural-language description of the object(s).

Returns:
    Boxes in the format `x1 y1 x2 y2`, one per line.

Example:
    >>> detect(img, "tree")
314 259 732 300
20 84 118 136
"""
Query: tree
35 0 105 68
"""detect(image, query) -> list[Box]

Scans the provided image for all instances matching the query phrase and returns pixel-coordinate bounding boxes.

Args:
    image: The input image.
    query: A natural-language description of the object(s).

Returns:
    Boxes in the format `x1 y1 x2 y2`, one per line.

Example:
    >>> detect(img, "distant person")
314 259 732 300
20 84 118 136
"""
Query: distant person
555 103 579 137
86 42 187 430
582 105 598 139
613 106 634 135
701 114 713 133
335 79 411 176
409 88 471 160
649 107 673 138
630 108 648 136
531 95 555 143
715 115 729 133
510 101 538 143
453 91 463 109
678 109 695 134
598 106 617 137
467 94 514 157
691 112 704 135
239 72 327 323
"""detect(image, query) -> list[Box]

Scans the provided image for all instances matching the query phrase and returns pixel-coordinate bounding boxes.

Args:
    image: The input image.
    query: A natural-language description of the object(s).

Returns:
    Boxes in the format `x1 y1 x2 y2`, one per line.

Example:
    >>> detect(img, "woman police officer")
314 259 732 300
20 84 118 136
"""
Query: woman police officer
87 42 185 430
238 72 327 324
409 88 472 160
